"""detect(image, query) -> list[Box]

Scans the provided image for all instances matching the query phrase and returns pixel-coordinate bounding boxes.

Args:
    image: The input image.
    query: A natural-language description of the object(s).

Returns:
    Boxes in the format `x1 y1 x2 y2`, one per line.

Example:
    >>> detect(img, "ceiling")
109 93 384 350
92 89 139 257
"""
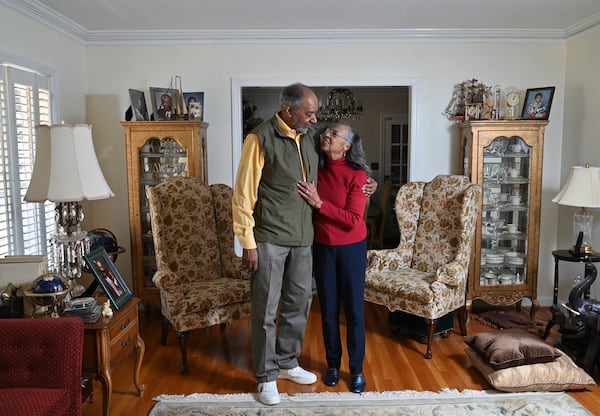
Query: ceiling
6 0 600 43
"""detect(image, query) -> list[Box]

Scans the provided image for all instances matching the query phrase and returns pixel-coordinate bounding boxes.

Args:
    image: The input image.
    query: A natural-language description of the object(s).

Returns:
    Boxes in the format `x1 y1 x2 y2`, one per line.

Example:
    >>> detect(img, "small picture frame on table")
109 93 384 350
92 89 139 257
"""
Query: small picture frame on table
183 92 204 120
83 247 132 310
521 86 555 120
150 87 179 120
128 89 149 121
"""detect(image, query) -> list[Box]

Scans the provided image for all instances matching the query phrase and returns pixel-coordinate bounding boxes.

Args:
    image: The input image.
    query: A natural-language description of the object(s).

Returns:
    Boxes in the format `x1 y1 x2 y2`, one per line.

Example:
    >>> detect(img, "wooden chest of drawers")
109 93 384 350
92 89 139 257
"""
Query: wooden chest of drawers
83 297 145 416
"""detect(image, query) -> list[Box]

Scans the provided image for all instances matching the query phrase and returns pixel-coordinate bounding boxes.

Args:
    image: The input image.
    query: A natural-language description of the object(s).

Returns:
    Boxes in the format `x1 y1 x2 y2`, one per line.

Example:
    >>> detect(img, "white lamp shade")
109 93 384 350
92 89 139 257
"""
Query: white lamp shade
24 124 114 202
552 165 600 208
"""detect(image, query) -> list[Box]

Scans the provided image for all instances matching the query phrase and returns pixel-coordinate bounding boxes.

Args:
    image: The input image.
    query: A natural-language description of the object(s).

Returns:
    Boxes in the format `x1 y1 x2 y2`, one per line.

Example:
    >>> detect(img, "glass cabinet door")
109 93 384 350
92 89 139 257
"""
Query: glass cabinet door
459 120 547 319
138 137 188 291
122 120 208 308
480 136 530 287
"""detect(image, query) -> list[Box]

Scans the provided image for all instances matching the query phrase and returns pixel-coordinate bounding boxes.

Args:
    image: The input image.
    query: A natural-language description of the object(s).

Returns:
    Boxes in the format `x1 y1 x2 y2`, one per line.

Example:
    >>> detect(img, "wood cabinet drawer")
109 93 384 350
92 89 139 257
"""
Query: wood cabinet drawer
82 297 144 416
109 306 137 339
110 321 138 363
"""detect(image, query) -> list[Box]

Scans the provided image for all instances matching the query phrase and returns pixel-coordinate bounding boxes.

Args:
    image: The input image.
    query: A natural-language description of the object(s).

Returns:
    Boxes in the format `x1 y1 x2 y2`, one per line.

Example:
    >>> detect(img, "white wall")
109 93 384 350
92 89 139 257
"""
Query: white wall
0 4 578 305
0 7 86 123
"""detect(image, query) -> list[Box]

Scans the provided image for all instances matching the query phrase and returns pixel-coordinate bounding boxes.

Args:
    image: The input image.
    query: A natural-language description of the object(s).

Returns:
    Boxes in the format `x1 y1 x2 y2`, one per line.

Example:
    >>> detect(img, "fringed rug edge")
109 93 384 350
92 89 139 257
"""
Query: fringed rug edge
152 388 568 404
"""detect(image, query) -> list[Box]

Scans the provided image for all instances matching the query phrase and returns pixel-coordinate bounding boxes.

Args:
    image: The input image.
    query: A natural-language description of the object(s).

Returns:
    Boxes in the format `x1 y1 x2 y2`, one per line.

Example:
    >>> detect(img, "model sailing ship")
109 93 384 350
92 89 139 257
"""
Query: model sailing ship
444 79 500 121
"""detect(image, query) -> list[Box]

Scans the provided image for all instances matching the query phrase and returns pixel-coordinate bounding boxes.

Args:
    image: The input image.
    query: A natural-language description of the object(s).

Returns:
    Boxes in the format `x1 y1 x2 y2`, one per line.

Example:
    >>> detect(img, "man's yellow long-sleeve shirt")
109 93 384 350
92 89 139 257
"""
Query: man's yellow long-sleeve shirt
232 113 308 250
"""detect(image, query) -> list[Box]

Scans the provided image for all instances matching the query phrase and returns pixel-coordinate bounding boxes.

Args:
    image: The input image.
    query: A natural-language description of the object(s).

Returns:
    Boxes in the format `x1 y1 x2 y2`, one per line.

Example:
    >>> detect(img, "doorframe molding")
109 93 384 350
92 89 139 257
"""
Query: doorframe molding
230 76 419 183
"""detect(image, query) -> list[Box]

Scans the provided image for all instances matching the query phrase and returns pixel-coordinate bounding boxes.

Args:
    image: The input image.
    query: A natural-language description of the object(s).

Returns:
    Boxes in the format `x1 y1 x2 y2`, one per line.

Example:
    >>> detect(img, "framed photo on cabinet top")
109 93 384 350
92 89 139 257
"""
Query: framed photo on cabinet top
183 92 204 120
128 89 149 121
521 86 555 120
150 87 179 120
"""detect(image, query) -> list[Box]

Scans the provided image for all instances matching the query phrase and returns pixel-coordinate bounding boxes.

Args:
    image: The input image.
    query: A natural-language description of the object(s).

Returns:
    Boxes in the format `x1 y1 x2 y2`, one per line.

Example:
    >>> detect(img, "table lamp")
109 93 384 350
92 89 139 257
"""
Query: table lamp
552 164 600 254
24 124 114 296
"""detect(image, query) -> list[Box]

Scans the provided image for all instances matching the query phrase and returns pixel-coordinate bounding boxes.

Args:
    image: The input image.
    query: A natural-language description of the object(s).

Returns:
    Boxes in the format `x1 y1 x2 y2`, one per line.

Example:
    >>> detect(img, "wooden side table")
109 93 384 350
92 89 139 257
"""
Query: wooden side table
543 250 600 339
83 297 145 416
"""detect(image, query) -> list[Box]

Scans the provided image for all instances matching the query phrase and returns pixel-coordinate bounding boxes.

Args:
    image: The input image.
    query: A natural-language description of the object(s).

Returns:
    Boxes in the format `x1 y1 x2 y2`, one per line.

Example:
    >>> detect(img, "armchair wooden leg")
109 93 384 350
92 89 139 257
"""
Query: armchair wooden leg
177 330 190 375
465 299 473 324
160 317 169 345
424 318 437 359
457 307 468 337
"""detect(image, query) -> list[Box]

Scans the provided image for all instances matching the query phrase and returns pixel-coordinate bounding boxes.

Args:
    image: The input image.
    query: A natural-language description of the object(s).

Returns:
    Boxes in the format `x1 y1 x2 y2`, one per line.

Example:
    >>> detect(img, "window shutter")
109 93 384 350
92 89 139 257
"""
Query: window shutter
0 63 55 257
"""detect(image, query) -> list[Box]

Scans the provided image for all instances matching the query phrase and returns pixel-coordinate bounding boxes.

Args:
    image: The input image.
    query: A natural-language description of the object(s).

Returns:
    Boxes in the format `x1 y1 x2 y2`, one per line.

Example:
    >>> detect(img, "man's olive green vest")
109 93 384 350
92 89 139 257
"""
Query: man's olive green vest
252 117 320 247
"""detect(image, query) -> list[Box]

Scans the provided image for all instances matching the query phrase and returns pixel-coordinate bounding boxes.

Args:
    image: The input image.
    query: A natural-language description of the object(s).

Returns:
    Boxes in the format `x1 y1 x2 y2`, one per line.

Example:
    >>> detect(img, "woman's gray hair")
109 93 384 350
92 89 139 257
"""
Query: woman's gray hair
280 83 313 110
321 122 371 175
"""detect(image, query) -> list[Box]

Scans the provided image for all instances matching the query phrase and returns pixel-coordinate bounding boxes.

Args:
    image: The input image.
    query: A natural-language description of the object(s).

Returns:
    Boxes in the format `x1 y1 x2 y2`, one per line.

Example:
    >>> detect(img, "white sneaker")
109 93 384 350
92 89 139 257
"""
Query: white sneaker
257 381 280 405
278 366 317 384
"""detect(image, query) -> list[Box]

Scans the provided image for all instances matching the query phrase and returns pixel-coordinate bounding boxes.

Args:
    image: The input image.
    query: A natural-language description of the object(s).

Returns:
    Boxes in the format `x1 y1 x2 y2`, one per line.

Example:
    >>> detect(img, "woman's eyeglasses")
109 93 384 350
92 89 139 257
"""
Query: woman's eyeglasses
324 128 348 141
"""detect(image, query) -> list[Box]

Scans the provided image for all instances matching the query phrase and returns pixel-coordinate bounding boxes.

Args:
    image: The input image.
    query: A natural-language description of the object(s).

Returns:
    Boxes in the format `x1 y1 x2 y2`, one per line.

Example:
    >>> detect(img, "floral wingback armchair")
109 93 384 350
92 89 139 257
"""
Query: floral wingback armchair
147 178 251 374
364 175 481 359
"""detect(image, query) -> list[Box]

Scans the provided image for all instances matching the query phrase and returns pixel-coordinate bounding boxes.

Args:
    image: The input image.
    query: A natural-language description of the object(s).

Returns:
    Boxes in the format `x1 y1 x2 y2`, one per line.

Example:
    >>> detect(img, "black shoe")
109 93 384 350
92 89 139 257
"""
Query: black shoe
323 368 339 386
350 373 366 393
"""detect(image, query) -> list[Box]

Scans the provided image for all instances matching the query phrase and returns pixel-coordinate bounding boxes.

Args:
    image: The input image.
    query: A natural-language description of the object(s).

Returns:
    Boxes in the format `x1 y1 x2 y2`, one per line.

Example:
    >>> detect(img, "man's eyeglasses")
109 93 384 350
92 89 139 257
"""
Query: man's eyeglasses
324 128 348 141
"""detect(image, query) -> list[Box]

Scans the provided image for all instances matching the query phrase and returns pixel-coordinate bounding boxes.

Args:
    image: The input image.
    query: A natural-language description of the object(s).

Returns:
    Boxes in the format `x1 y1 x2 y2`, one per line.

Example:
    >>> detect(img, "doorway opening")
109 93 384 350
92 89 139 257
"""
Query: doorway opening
232 78 417 248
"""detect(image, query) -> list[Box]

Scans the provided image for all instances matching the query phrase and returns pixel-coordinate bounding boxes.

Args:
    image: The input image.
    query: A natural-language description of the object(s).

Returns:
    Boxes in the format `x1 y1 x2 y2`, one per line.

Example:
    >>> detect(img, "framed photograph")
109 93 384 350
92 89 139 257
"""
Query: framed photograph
128 89 149 121
83 247 132 310
521 86 555 120
464 102 482 120
150 87 179 121
183 91 204 120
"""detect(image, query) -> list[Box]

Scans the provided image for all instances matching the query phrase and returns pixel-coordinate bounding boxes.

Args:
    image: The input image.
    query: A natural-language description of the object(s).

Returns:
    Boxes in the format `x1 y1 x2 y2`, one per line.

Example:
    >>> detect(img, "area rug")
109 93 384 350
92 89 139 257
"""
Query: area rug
474 309 546 335
148 389 592 415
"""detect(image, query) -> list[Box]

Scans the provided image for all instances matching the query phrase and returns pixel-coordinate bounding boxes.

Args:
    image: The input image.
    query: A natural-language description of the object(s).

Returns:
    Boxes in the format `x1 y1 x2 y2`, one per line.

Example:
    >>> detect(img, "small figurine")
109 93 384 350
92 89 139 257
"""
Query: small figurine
101 300 113 318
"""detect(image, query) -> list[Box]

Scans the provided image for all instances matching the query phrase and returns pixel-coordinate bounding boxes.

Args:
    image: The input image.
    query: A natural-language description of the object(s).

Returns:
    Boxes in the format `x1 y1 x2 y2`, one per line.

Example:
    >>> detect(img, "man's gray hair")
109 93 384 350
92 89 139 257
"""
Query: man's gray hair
280 83 314 110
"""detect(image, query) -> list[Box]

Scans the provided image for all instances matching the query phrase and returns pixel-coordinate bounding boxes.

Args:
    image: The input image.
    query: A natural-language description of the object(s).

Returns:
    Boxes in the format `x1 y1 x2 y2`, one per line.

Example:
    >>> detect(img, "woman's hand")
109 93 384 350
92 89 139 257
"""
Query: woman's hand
297 181 322 209
363 177 378 197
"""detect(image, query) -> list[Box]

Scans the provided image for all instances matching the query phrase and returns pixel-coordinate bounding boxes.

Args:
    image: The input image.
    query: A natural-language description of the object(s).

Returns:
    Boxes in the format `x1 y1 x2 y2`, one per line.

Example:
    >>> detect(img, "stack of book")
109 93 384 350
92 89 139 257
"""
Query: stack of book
63 297 102 323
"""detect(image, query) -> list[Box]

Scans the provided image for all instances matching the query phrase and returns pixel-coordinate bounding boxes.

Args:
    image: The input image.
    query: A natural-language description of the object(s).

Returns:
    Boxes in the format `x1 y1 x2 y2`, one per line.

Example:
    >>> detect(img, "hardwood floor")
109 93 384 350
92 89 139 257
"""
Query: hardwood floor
82 297 600 415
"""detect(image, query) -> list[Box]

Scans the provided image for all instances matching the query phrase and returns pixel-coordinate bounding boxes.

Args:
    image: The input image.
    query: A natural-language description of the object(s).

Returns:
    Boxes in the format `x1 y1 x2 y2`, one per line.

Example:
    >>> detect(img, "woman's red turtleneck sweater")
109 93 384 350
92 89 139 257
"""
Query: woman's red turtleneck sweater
314 157 367 246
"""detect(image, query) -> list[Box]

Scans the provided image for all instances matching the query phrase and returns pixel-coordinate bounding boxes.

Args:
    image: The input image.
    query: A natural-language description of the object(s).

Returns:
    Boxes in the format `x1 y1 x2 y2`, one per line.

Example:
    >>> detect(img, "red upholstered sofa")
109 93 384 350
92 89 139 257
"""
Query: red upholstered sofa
0 317 84 416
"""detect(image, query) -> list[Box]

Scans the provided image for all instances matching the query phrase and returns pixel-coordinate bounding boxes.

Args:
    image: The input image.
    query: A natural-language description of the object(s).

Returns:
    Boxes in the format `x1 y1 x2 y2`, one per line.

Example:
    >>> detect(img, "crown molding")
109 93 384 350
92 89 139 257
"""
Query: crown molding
84 28 568 45
564 12 600 39
0 0 87 43
3 0 600 45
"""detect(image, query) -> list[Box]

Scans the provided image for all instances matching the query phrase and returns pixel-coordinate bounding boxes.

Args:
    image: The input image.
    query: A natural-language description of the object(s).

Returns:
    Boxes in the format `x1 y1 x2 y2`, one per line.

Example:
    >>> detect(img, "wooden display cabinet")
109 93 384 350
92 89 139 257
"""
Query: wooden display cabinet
458 120 548 319
121 121 208 308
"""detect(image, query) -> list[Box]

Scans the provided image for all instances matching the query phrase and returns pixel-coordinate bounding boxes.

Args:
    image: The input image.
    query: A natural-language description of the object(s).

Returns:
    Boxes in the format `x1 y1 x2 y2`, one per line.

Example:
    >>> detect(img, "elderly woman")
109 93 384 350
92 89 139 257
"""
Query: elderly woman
297 122 370 393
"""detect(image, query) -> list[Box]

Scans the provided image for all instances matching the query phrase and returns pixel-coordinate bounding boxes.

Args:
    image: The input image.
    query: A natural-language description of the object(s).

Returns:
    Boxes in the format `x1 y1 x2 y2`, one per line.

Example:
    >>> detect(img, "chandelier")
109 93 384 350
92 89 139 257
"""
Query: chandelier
318 88 364 121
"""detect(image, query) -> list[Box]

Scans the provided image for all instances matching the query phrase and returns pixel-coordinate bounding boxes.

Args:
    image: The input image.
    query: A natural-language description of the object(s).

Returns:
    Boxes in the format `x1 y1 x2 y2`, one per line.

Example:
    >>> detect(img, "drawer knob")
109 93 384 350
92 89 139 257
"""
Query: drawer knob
121 334 131 348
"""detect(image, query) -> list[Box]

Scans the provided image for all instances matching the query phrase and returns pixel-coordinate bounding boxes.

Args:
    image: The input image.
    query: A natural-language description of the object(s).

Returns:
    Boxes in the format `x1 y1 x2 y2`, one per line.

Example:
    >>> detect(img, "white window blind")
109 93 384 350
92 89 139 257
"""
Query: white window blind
0 63 55 257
